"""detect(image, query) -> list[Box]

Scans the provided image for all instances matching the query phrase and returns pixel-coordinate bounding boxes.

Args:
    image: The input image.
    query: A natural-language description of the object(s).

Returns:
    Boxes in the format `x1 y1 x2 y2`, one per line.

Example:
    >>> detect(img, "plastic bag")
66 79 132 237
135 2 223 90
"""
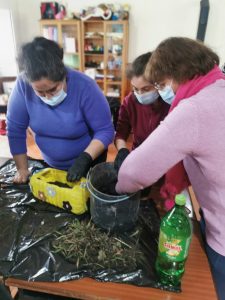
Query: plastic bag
0 159 180 292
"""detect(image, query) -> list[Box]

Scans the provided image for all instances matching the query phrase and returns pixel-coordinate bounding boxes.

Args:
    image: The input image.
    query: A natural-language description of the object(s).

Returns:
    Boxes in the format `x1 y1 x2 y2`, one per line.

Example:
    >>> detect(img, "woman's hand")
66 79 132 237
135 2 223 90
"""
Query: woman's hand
67 152 93 181
13 169 31 184
114 148 130 173
13 154 30 184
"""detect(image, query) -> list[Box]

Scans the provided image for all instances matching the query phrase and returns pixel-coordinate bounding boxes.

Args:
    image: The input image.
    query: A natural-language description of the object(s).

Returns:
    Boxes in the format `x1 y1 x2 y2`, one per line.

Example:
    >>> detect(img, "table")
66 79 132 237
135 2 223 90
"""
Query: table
1 158 217 300
5 223 217 300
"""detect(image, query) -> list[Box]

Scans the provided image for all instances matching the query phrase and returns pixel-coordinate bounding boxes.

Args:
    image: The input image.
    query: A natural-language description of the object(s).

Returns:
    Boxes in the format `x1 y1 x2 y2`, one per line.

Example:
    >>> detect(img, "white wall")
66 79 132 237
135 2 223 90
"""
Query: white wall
0 0 20 51
15 0 40 50
0 9 18 75
204 0 225 65
61 0 200 61
1 0 225 64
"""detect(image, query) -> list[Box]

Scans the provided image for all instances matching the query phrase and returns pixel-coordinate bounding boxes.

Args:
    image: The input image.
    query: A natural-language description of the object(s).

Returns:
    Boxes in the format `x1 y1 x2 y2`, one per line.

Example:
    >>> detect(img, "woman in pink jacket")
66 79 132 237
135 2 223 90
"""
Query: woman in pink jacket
116 37 225 300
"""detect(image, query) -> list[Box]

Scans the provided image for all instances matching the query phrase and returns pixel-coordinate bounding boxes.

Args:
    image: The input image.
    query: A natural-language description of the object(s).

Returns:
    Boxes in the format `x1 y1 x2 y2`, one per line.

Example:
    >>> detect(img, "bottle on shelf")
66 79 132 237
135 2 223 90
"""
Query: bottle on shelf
155 194 192 286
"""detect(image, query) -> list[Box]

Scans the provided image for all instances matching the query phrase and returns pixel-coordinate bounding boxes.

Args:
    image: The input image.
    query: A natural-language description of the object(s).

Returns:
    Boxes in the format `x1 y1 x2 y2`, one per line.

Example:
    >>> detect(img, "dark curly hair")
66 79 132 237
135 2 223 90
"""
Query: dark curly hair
18 37 66 82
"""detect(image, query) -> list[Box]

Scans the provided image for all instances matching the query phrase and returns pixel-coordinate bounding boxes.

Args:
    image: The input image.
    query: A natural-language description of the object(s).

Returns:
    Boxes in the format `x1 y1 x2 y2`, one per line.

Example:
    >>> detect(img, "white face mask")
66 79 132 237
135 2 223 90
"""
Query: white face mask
158 83 175 105
39 88 67 106
134 90 159 105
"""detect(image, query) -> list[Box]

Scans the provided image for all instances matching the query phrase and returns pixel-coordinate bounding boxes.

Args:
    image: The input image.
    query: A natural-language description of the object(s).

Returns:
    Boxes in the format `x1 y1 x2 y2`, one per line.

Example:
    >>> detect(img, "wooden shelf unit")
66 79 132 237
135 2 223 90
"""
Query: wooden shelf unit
40 19 83 71
40 19 129 101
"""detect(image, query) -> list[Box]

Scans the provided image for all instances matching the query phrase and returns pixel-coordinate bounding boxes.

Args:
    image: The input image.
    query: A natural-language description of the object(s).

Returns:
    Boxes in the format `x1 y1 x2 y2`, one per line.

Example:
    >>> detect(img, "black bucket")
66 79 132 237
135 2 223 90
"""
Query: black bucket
87 162 140 232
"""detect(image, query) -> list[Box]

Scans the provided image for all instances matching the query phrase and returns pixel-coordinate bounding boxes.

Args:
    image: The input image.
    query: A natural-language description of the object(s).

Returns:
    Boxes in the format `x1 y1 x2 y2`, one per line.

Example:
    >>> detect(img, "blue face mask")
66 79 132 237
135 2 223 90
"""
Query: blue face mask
134 90 159 105
158 84 175 105
39 88 67 106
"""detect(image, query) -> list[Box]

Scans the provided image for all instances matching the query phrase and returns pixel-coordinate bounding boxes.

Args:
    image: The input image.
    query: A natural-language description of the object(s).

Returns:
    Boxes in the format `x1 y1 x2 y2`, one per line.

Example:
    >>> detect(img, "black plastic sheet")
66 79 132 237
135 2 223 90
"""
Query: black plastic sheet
0 159 181 292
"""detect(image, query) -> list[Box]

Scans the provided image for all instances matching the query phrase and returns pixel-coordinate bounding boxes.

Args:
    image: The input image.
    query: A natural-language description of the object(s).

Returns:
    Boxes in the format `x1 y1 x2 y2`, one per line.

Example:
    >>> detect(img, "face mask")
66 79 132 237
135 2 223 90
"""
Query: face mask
158 84 175 105
134 90 159 105
39 88 67 106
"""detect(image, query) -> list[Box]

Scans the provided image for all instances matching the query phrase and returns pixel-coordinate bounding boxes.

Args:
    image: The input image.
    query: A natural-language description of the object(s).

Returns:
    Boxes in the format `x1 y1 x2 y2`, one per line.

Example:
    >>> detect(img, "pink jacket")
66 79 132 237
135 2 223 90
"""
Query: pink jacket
116 80 225 256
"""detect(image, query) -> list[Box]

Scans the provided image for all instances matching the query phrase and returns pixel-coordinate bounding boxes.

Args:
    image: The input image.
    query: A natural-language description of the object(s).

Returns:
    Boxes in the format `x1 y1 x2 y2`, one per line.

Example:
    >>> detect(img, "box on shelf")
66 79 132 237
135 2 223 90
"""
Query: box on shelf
64 36 76 53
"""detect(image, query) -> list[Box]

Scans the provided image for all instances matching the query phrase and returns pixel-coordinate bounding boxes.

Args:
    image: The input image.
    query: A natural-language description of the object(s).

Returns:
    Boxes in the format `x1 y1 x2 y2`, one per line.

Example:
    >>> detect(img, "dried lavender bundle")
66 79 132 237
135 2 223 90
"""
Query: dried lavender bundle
52 220 144 272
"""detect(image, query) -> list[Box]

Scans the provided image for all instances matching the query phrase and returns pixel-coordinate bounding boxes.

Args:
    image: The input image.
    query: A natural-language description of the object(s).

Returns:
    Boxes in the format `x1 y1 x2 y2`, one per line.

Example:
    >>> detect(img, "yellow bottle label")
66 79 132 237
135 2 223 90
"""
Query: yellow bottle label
158 230 191 261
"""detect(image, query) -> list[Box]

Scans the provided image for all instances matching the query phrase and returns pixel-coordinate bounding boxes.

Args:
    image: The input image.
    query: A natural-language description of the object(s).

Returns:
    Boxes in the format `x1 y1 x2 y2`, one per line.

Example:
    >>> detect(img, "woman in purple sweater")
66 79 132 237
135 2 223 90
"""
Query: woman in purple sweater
116 37 225 300
7 37 114 184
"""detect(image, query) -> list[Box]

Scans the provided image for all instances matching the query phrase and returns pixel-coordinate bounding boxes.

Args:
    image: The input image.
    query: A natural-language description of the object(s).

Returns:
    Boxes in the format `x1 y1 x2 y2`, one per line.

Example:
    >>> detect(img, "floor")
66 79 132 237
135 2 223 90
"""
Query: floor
0 133 197 217
0 132 189 210
0 132 164 201
0 132 119 162
0 135 11 158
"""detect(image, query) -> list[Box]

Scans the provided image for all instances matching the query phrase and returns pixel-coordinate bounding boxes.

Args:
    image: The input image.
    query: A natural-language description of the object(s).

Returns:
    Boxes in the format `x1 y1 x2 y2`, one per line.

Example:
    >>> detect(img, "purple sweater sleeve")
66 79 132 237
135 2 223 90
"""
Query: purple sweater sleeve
116 101 198 194
7 77 29 155
80 80 114 148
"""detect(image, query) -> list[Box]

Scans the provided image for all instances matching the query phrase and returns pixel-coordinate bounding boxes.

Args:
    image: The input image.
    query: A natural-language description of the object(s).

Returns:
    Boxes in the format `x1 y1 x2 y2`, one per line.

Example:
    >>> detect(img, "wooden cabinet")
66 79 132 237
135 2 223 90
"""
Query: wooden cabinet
82 20 128 101
40 19 129 101
40 20 82 71
81 20 105 94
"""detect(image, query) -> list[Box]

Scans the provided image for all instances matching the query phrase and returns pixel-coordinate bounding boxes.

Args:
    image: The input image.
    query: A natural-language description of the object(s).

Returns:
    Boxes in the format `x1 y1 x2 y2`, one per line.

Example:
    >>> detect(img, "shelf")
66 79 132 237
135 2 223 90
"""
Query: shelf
81 20 128 101
40 20 128 101
106 55 122 58
106 81 122 85
85 67 105 69
106 68 121 72
83 20 104 23
84 36 103 39
40 20 82 72
106 33 123 39
84 53 104 56
64 52 79 55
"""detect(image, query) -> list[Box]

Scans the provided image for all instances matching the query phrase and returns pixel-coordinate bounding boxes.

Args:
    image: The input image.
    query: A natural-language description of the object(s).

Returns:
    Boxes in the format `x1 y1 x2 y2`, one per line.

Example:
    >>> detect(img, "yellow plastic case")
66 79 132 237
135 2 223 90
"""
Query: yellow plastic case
30 168 90 215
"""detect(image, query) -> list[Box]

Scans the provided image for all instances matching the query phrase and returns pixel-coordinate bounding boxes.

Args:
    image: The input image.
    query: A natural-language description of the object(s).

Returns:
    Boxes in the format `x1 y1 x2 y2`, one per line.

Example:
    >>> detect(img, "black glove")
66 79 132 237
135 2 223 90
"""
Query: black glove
67 152 93 181
114 148 130 172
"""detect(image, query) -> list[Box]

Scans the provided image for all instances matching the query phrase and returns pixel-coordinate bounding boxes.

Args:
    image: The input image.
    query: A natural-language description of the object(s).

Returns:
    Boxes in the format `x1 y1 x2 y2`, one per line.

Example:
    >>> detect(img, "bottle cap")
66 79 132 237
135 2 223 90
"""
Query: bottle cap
175 194 186 206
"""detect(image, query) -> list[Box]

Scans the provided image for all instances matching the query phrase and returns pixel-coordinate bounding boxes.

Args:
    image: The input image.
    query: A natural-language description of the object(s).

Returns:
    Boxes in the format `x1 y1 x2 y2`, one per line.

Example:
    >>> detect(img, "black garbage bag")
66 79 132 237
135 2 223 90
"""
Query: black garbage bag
0 159 181 293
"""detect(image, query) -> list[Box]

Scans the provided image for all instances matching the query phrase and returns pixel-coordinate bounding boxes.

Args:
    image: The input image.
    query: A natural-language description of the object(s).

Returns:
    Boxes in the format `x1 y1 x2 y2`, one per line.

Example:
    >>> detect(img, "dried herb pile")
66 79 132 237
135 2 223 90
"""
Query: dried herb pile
52 220 144 272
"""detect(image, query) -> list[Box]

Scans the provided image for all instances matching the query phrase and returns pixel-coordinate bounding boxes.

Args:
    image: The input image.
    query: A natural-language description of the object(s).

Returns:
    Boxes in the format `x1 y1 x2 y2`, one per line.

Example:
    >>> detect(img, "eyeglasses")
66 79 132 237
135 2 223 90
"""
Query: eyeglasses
154 80 172 90
132 85 155 95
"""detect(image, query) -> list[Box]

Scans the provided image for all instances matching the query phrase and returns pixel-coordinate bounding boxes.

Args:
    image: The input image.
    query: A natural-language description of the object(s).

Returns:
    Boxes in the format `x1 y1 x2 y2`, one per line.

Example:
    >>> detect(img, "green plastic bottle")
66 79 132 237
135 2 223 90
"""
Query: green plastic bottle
155 194 193 286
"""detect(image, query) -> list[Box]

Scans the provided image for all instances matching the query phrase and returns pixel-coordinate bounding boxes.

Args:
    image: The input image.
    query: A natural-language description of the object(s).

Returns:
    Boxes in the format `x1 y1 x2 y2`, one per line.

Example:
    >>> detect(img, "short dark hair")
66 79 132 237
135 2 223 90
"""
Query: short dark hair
145 37 219 84
18 37 66 82
126 52 152 79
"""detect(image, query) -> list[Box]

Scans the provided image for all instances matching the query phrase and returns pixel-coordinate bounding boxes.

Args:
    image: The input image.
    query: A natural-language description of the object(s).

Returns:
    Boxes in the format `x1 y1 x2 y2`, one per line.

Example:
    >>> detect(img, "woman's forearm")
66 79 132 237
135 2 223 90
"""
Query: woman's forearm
13 154 30 183
84 139 105 160
13 154 29 171
115 138 127 151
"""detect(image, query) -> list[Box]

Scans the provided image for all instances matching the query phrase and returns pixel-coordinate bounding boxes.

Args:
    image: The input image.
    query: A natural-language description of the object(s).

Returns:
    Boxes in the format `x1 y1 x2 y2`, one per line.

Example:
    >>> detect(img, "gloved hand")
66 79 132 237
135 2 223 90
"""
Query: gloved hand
67 152 93 182
114 148 130 173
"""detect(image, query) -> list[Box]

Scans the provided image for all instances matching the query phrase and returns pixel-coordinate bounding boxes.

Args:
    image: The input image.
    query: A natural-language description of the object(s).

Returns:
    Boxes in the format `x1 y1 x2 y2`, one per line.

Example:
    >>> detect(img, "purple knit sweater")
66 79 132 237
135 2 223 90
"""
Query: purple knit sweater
7 68 114 169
